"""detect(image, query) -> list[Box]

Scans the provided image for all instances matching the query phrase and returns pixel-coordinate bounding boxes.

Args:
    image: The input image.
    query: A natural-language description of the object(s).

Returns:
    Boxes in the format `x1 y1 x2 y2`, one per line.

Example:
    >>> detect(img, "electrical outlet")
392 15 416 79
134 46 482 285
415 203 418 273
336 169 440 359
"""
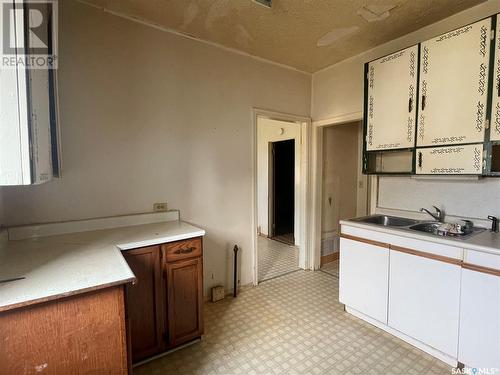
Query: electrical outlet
153 202 168 212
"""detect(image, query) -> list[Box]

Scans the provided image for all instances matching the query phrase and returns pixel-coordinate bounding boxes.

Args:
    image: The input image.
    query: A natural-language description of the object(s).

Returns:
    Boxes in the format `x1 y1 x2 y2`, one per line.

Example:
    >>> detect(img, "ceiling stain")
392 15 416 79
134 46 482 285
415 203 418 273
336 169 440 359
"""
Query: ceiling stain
81 0 488 72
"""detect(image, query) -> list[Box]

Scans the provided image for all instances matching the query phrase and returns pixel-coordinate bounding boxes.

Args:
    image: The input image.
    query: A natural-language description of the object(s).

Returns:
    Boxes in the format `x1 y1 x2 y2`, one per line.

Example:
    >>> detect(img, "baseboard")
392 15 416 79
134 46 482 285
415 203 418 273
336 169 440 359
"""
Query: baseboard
345 306 458 368
321 252 339 265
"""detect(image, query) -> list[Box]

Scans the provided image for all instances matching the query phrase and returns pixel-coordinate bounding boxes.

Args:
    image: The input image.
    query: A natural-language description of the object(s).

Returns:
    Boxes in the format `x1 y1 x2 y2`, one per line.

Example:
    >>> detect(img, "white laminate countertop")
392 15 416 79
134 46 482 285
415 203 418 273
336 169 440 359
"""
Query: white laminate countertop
0 220 205 312
340 219 500 255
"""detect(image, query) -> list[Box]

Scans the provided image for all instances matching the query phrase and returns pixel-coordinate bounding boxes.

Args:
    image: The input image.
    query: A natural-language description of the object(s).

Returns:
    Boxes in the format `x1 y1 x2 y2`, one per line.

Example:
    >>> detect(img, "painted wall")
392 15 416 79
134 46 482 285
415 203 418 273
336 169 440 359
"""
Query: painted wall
0 0 311 295
312 0 500 220
257 118 301 241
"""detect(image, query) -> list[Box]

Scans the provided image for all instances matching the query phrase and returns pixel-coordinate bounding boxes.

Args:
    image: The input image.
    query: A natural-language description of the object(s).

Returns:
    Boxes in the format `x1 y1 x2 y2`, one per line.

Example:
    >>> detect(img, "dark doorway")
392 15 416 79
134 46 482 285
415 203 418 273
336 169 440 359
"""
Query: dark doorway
270 139 295 245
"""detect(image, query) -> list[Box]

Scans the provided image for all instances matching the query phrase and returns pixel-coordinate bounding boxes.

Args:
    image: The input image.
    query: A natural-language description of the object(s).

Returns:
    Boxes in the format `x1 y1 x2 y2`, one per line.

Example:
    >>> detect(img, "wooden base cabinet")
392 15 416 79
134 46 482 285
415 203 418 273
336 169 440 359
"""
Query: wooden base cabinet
0 286 129 375
123 237 204 363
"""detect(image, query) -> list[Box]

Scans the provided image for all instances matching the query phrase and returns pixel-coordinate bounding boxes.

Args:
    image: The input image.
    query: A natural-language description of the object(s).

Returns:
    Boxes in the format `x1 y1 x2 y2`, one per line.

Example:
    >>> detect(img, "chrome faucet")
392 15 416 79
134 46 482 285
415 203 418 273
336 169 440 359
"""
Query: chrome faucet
420 206 444 222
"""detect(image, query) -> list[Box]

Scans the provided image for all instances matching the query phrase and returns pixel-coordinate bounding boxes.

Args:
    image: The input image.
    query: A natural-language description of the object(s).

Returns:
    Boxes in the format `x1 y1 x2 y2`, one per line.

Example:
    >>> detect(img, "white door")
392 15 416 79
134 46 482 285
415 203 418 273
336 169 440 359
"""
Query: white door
416 144 483 175
458 268 500 369
366 45 418 151
388 250 461 357
339 237 389 323
491 16 500 141
417 18 491 146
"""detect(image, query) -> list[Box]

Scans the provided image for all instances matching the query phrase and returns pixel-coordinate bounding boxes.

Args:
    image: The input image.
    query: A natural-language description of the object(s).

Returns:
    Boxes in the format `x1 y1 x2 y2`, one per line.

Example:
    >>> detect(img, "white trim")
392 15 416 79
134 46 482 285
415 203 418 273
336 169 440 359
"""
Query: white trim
76 0 311 77
345 306 458 367
312 111 363 127
8 211 180 240
252 109 312 285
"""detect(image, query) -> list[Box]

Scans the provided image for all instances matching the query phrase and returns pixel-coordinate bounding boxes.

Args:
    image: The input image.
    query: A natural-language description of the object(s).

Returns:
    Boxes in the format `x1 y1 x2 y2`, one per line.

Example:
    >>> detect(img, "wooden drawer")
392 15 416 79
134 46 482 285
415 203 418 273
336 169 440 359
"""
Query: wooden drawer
162 237 202 262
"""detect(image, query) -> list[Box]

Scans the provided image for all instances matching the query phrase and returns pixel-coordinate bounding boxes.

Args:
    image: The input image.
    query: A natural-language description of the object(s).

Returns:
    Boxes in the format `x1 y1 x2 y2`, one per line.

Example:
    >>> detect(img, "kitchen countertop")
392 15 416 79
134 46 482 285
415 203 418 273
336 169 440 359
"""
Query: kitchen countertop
0 220 205 312
340 219 500 255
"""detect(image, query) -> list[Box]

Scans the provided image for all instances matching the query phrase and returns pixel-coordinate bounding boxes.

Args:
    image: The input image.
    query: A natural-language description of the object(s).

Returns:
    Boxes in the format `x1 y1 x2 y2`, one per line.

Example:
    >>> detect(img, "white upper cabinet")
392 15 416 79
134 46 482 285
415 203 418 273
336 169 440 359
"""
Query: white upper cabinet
491 15 500 141
416 144 483 175
417 18 492 147
366 45 418 151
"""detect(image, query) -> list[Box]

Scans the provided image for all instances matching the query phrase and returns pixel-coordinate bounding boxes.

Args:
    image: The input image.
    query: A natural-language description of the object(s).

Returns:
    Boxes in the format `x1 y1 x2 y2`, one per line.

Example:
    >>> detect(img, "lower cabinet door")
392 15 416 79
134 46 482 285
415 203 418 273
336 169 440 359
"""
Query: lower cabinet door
388 250 461 357
123 246 165 362
165 257 204 347
339 237 389 323
458 268 500 369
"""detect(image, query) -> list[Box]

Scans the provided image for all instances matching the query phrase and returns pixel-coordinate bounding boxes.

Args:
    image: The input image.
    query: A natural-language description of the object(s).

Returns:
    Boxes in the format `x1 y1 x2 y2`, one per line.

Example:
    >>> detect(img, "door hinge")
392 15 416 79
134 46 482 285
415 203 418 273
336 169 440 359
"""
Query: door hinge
485 119 490 130
491 29 495 41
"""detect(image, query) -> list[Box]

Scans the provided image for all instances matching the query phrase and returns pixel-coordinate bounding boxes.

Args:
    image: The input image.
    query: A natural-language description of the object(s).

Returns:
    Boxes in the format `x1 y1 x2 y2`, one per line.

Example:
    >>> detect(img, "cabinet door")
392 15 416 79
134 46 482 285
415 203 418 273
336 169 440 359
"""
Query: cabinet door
491 16 500 141
416 144 483 175
366 45 418 151
458 268 500 369
388 250 461 357
417 18 491 146
123 246 165 362
339 237 389 323
165 257 204 347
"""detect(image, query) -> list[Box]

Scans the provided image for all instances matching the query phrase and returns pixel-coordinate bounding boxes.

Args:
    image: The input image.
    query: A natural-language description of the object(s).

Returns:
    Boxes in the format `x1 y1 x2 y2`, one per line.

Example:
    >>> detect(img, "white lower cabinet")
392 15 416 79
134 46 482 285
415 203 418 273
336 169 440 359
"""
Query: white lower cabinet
388 250 461 357
339 237 389 323
458 268 500 369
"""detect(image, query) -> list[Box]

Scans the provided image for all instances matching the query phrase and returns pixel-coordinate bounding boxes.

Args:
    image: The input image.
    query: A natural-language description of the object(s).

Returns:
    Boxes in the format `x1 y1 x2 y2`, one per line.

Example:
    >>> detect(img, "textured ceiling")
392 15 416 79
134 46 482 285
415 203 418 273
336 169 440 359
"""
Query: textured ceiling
83 0 486 72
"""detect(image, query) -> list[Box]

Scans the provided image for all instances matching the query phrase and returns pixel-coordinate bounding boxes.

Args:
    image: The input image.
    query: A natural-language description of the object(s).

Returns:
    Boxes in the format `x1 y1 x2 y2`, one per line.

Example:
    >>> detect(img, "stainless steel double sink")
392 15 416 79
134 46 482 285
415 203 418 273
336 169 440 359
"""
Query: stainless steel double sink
350 215 485 239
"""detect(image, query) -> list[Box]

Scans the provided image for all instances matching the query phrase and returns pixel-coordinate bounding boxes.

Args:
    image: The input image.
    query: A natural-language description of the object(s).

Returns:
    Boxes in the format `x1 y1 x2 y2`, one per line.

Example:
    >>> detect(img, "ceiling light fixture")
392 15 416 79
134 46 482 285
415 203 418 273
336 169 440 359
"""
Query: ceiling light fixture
357 4 397 22
253 0 272 9
317 26 360 47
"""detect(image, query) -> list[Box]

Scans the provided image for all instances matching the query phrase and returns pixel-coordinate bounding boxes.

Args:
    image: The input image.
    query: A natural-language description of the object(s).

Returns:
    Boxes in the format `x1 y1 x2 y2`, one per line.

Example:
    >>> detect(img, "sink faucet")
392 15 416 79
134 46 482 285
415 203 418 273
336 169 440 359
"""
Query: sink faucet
420 206 444 222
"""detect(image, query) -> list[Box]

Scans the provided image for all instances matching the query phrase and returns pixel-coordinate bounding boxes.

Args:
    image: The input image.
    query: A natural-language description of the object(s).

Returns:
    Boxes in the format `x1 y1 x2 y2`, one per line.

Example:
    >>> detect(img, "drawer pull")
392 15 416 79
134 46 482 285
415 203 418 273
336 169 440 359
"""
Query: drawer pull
174 247 195 255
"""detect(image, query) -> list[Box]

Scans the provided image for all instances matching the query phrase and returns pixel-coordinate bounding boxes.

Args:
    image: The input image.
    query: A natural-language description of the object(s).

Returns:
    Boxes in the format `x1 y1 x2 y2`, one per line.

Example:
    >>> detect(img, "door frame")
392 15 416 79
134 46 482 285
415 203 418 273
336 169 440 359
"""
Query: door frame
252 108 311 286
310 111 377 270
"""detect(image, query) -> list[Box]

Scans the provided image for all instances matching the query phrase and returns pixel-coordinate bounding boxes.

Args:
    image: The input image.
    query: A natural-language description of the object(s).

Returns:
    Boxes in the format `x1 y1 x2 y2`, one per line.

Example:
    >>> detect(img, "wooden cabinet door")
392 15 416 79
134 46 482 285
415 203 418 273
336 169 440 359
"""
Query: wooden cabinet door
366 45 418 151
416 144 483 175
491 16 500 141
123 246 165 362
458 268 500 369
417 18 491 147
388 250 461 357
165 257 204 347
339 237 389 323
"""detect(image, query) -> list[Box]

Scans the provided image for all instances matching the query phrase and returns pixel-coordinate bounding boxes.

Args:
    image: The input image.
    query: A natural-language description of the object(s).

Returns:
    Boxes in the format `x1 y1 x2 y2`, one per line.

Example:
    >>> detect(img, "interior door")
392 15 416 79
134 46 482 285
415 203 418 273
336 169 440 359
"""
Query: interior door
417 18 491 146
123 246 165 362
416 144 483 175
366 45 418 151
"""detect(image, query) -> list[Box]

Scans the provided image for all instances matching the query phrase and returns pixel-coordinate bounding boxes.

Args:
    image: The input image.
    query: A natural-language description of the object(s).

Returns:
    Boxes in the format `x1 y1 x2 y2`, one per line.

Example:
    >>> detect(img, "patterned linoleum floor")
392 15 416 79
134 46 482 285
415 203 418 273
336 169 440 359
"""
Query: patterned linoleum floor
320 260 339 278
134 271 452 375
258 236 299 281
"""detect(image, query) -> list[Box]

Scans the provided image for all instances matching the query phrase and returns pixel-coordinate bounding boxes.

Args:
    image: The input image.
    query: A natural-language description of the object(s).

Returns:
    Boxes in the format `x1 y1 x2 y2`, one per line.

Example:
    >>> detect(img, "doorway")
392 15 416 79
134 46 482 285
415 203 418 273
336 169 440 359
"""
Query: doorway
256 116 302 282
319 121 368 277
269 139 295 245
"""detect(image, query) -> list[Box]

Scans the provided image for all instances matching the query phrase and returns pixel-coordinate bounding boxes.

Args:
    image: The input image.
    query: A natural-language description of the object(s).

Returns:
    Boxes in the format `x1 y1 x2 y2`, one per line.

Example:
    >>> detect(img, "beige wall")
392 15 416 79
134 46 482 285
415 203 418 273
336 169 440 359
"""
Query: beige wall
0 0 311 294
312 0 500 220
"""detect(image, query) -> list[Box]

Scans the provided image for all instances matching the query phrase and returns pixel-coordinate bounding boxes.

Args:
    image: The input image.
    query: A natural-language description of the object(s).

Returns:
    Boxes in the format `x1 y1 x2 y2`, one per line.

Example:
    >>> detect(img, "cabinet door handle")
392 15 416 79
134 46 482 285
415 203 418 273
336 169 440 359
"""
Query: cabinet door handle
408 97 413 113
174 247 195 255
497 80 500 97
418 152 423 169
421 95 426 111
